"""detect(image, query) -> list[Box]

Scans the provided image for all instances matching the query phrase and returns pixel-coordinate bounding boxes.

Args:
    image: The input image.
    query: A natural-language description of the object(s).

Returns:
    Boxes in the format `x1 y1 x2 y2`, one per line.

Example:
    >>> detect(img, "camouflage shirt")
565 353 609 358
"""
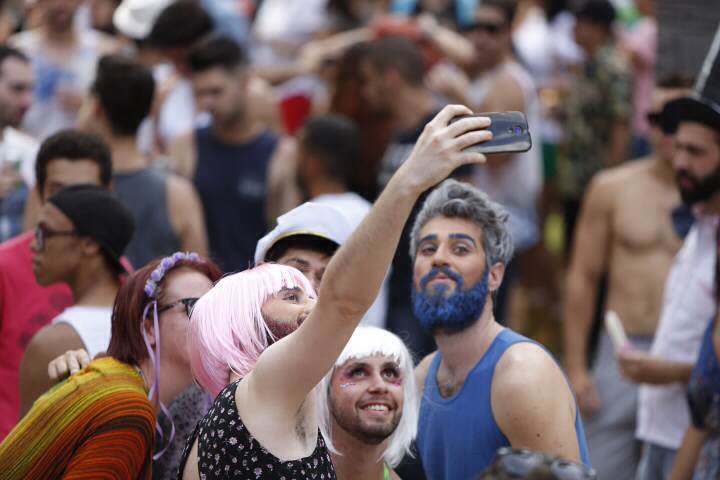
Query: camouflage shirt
559 44 631 198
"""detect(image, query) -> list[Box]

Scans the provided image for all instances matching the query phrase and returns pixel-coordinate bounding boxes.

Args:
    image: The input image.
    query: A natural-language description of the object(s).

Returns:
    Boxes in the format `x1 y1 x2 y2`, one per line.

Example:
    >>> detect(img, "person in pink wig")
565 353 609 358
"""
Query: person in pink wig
176 105 492 479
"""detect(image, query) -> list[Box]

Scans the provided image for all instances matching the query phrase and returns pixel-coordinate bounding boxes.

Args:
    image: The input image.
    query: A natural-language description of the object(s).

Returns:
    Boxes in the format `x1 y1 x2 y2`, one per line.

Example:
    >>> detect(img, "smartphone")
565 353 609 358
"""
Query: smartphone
605 310 633 352
449 111 532 154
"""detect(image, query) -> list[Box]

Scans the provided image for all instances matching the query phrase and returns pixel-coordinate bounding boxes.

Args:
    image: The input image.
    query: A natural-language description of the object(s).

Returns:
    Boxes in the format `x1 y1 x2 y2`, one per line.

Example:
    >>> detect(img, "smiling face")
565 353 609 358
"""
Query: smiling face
329 354 404 445
261 287 316 340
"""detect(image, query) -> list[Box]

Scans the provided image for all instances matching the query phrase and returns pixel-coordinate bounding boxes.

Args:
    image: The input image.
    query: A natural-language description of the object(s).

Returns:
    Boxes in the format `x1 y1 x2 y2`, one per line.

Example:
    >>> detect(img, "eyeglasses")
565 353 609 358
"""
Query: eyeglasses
481 448 596 480
34 224 77 251
462 21 507 35
157 297 199 318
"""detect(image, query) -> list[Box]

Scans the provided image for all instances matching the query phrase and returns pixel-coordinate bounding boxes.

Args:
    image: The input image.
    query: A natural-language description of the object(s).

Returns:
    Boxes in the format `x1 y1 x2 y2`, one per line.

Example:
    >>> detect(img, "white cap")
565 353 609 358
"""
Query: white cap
254 202 356 265
113 0 174 40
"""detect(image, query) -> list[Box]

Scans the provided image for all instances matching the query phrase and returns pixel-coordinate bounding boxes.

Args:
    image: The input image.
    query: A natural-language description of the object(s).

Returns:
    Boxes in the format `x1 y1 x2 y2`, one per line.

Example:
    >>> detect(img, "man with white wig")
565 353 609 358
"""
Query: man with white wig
317 326 419 480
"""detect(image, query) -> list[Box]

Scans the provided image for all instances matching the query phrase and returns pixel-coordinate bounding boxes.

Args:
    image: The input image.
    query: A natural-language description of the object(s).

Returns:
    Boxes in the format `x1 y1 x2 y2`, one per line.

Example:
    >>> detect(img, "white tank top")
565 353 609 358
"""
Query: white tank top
52 306 113 359
468 60 543 211
467 61 543 250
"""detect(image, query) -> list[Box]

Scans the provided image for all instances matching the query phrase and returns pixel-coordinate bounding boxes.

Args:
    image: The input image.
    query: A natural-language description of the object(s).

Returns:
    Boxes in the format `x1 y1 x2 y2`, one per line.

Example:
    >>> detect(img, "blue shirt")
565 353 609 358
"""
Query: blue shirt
417 329 590 479
194 127 278 273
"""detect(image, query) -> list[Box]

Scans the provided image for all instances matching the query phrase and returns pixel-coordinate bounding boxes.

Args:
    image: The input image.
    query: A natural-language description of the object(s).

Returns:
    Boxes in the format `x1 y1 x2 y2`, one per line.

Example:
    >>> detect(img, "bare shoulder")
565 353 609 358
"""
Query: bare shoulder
94 30 121 54
492 342 580 459
484 70 524 111
493 69 523 98
26 322 83 354
166 173 195 197
593 157 654 189
174 131 195 147
166 174 204 214
583 163 637 210
493 342 569 399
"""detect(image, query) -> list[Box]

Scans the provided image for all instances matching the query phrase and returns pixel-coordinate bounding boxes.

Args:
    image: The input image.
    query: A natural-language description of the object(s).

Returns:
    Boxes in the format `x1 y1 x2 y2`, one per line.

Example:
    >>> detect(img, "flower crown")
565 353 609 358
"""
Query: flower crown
144 251 202 299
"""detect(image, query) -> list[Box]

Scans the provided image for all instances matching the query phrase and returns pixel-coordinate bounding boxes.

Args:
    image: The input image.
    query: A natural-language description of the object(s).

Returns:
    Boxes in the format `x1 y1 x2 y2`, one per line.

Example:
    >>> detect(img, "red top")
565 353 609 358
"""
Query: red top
0 232 72 440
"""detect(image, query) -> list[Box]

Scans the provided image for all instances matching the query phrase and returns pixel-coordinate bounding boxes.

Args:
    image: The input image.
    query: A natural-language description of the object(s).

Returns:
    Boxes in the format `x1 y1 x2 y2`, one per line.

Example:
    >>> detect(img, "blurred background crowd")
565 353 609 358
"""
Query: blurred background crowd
0 0 718 478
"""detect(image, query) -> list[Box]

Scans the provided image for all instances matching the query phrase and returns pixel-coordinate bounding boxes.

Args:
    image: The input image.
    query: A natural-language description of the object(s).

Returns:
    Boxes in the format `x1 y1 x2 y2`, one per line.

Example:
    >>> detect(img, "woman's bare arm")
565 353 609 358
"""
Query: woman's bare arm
248 105 492 411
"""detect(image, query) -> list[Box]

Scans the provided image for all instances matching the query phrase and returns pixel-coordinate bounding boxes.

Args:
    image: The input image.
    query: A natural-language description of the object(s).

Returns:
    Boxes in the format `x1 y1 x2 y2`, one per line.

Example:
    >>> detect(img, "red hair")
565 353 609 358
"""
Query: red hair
106 256 222 365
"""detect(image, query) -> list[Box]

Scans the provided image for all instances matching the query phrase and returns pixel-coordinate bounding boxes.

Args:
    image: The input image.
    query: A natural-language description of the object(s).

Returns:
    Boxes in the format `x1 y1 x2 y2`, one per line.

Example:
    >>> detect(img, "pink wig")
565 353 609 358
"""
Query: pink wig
188 263 316 397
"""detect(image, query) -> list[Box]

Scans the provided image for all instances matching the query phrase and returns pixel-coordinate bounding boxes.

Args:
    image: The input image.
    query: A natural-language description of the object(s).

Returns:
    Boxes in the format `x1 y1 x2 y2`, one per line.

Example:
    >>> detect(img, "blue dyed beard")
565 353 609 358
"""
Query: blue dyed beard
412 266 490 334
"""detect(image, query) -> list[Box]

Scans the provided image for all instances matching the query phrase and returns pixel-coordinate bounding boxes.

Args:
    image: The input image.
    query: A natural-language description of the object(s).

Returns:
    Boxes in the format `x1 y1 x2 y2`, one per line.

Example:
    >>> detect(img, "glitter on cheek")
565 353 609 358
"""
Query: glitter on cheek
339 382 356 389
388 377 403 387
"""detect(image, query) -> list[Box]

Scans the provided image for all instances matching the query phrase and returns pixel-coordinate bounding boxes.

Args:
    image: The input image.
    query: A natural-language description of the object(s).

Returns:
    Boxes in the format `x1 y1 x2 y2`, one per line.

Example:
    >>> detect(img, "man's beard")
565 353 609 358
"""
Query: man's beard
412 266 490 334
675 165 720 205
330 396 401 445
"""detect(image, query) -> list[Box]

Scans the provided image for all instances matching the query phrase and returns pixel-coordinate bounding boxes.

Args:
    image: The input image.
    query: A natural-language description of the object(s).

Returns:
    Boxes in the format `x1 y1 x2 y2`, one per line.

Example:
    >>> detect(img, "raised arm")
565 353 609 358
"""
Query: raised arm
248 105 492 409
562 172 614 415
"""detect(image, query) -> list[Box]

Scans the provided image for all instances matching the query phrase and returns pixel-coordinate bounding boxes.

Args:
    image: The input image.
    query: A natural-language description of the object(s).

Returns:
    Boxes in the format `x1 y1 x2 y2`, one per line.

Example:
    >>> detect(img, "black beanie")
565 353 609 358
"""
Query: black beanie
47 184 135 273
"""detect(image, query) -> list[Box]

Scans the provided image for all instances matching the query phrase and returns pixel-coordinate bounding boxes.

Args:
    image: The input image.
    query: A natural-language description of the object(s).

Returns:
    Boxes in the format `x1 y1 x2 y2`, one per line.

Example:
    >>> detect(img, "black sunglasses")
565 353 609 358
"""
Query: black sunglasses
481 448 596 480
157 297 199 318
34 224 78 251
462 20 507 34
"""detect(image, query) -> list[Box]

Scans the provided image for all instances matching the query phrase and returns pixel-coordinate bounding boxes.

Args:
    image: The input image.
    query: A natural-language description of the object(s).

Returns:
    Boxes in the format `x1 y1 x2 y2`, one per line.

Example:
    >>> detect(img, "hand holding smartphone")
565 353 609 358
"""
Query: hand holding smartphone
448 111 532 154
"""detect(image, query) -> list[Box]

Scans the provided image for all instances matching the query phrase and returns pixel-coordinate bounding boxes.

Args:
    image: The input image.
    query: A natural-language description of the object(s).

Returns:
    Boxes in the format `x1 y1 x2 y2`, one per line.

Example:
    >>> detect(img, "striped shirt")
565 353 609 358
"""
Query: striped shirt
0 357 155 479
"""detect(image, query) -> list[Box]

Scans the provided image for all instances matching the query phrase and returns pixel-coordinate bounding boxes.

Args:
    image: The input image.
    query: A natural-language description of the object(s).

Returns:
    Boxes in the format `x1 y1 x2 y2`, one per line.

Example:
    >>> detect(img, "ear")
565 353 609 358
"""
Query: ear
142 315 157 348
487 262 505 293
80 237 102 257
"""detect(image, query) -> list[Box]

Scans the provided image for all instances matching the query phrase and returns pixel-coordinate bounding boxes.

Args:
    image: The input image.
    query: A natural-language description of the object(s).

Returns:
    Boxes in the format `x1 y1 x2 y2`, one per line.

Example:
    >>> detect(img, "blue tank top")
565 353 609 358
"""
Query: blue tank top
193 127 278 273
417 329 590 480
113 168 181 268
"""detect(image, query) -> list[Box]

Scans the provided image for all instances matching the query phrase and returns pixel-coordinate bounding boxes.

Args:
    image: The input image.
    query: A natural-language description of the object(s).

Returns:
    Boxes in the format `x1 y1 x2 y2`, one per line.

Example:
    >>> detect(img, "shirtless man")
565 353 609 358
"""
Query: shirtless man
562 79 691 480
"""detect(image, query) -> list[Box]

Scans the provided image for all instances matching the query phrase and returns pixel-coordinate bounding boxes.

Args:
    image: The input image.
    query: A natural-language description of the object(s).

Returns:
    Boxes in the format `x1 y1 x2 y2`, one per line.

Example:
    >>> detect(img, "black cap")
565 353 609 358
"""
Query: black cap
575 0 616 28
664 23 720 133
47 185 135 273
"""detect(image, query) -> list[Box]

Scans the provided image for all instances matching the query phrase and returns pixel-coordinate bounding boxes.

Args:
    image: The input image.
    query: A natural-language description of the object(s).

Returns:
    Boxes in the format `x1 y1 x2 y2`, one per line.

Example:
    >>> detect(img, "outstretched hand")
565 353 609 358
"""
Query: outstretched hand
397 105 491 193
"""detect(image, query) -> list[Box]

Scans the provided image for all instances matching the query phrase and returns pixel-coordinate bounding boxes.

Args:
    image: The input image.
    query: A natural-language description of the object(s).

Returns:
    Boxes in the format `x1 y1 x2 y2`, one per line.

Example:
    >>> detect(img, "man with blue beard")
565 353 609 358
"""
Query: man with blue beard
411 179 590 480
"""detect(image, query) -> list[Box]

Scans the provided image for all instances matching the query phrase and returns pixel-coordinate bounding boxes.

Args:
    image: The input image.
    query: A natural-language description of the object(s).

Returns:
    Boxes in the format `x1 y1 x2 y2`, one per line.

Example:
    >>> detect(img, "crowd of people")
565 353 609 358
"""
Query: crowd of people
0 0 717 479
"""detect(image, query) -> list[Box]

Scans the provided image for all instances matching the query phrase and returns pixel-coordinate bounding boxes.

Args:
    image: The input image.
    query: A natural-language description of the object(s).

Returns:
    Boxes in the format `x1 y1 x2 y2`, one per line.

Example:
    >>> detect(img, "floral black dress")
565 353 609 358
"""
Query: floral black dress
177 380 336 479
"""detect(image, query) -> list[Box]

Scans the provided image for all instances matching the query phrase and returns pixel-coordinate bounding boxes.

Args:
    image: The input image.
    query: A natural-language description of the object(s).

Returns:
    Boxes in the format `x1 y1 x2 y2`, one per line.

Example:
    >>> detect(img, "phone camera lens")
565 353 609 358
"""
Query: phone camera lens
513 126 523 135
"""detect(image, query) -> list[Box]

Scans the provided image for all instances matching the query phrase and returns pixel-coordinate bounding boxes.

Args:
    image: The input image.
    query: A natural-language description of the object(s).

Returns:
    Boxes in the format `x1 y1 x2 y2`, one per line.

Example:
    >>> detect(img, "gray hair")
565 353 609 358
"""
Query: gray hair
409 179 514 266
